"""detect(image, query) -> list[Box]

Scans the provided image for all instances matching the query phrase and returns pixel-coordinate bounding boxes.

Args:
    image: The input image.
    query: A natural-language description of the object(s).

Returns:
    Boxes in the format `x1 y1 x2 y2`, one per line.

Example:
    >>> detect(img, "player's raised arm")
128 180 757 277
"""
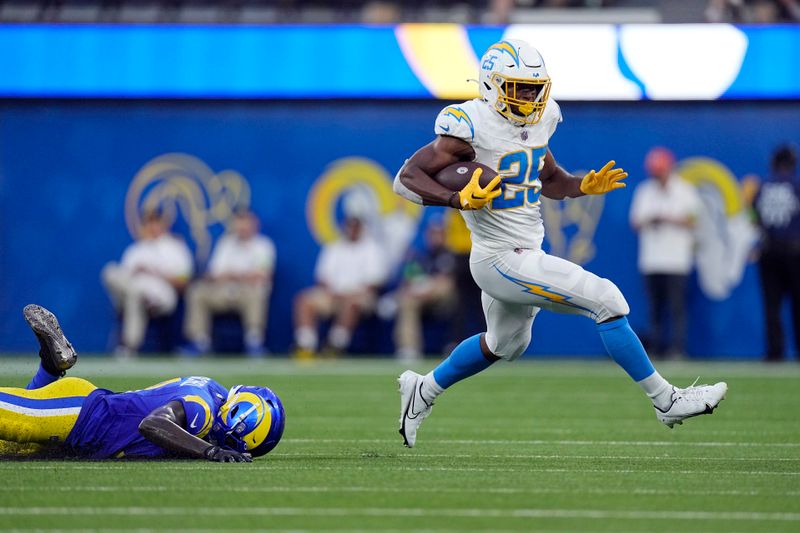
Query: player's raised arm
540 150 627 200
394 136 476 208
138 400 252 463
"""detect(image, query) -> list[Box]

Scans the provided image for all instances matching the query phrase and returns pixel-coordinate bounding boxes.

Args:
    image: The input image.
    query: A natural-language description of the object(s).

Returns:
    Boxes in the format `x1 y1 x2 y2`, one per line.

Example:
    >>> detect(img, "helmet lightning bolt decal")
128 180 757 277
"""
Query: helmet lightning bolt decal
494 266 595 315
488 41 520 66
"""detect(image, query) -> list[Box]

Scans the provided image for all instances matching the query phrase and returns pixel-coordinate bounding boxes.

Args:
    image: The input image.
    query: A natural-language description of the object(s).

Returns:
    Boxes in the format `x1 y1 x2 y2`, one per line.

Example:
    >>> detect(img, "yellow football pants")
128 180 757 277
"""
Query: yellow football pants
0 377 97 444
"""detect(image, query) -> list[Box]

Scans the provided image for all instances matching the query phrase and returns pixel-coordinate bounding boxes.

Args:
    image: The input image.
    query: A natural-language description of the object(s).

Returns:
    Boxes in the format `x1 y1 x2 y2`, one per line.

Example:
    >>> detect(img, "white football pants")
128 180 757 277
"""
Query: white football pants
470 248 630 361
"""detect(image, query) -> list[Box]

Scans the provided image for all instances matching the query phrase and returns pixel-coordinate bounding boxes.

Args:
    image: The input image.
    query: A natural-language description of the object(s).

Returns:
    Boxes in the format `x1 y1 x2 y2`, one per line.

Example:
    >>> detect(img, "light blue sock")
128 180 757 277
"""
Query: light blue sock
27 362 59 390
597 317 655 382
432 334 495 389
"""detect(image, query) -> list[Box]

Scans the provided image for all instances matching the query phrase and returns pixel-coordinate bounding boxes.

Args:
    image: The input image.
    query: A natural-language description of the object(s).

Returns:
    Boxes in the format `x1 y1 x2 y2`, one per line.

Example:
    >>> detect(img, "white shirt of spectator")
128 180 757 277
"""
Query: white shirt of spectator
208 234 276 279
119 233 194 308
630 174 701 275
315 236 386 294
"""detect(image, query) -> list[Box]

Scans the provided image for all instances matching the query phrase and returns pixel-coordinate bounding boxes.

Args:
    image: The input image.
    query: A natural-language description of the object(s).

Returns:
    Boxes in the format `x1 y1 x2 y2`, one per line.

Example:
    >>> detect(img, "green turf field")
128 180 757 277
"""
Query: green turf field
1 357 799 532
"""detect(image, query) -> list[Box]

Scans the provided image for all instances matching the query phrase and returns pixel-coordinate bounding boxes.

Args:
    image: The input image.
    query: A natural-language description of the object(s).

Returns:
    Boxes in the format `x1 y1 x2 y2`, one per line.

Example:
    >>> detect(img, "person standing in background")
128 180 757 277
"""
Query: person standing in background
183 209 276 357
630 147 701 359
753 143 800 361
101 210 193 358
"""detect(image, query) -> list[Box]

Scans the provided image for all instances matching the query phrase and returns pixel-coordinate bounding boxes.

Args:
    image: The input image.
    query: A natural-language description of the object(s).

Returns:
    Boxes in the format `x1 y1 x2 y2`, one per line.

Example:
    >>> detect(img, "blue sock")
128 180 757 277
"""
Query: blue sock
432 334 495 389
597 317 655 382
27 362 59 390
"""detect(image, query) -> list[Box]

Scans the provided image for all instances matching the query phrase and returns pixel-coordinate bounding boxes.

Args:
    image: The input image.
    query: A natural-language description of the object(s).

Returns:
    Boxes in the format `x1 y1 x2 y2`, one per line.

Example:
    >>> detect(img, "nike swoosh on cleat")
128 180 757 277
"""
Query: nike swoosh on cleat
405 383 429 420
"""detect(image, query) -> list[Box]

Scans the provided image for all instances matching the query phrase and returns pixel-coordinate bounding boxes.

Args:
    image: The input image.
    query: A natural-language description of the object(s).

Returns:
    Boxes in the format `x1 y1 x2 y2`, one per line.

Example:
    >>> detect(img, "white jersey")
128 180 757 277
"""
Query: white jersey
433 98 562 254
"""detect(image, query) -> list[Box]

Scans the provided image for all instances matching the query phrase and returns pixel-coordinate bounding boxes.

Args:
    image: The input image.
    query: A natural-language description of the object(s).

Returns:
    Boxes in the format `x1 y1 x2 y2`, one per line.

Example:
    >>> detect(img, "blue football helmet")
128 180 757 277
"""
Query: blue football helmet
209 385 285 457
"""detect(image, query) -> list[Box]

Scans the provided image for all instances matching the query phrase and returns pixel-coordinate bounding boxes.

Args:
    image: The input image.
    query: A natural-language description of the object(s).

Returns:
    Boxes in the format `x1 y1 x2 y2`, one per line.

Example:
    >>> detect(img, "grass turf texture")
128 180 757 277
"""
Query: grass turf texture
0 357 798 532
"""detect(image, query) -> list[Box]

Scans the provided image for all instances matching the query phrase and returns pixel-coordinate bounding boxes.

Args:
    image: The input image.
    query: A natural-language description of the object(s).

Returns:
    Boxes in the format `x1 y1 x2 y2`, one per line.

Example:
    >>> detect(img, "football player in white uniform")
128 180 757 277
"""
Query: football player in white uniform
393 39 727 447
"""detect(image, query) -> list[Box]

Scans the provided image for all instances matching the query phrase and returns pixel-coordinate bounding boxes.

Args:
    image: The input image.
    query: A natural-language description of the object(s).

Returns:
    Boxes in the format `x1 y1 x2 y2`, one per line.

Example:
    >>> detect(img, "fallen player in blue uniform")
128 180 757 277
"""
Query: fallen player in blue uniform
0 305 284 462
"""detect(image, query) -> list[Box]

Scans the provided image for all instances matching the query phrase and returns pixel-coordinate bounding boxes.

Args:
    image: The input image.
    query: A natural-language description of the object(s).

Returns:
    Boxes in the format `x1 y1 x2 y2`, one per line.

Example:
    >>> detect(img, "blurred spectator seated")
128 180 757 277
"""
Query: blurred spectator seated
0 1 667 24
182 209 276 357
442 209 486 354
705 0 800 23
379 218 457 361
101 209 193 358
293 215 387 359
361 1 401 23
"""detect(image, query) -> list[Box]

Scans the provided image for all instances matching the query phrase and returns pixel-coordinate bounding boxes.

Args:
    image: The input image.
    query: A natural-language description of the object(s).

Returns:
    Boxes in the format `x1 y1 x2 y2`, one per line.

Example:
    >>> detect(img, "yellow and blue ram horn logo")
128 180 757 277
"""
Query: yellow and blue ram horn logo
488 41 519 66
125 153 251 263
232 392 272 451
213 385 286 457
442 106 475 139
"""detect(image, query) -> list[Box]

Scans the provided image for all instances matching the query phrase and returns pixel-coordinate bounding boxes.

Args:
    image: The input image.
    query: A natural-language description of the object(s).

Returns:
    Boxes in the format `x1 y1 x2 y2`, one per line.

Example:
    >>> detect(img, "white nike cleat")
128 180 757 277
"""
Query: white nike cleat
398 370 433 448
655 380 728 428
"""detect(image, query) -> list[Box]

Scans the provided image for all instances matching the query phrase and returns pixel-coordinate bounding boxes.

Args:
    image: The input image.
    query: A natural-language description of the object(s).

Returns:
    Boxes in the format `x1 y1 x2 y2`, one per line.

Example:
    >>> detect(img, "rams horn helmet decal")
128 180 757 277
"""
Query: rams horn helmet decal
210 385 285 457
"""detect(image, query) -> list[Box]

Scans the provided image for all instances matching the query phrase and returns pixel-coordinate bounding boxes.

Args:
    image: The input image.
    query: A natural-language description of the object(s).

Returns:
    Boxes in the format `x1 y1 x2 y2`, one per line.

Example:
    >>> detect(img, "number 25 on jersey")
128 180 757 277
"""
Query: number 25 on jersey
492 146 547 210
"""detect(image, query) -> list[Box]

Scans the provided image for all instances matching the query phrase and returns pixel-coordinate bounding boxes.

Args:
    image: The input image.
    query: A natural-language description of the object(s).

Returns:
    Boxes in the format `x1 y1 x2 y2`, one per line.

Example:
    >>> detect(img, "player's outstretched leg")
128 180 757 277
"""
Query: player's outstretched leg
23 305 77 390
399 333 497 447
597 316 727 427
0 377 96 444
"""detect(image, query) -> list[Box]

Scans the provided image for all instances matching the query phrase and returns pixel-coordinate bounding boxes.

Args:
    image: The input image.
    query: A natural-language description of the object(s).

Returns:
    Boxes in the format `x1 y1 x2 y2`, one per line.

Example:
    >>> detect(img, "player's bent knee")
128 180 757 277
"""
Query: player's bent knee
485 329 531 362
593 279 630 323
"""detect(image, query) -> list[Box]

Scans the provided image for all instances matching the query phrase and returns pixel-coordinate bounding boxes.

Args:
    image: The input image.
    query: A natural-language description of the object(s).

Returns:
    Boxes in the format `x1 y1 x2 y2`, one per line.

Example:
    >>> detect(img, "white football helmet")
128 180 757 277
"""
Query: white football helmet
479 39 551 126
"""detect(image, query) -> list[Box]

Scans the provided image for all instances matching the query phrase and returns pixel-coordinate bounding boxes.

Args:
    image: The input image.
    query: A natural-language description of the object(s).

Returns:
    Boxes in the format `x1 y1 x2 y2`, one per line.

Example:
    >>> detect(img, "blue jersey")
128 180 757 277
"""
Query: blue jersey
65 376 228 459
754 176 800 249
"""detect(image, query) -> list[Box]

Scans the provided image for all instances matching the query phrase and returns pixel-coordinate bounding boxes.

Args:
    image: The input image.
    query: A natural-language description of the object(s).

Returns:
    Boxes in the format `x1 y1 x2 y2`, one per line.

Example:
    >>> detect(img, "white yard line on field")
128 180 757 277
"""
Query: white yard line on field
0 529 644 533
271 452 800 462
1 507 799 522
0 485 796 498
282 437 800 448
0 463 797 475
0 529 536 533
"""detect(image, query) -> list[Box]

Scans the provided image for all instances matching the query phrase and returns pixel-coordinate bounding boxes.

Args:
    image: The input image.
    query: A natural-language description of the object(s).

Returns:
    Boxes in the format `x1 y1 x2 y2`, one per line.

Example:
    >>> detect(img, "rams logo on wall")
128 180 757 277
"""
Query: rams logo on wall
306 157 422 270
125 153 251 262
306 157 421 244
677 157 758 300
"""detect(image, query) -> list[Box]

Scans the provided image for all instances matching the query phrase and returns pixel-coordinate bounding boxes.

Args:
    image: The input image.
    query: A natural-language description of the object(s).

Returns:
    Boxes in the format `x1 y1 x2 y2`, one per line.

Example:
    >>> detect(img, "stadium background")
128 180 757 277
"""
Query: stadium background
1 22 799 358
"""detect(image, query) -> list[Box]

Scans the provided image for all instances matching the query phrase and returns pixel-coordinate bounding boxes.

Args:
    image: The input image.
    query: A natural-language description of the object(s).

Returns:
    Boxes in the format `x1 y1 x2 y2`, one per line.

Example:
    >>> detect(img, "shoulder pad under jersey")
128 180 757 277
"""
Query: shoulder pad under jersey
434 103 477 142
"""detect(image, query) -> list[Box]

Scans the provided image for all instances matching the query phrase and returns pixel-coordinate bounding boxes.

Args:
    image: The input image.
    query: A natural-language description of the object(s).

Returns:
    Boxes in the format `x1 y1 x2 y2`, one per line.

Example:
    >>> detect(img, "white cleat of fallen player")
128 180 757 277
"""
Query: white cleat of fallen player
398 370 433 448
655 379 728 428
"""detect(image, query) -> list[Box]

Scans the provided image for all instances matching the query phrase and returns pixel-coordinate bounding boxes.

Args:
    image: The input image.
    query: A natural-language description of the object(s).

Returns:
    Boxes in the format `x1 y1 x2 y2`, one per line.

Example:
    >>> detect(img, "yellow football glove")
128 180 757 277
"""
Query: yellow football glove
457 168 503 210
579 160 628 195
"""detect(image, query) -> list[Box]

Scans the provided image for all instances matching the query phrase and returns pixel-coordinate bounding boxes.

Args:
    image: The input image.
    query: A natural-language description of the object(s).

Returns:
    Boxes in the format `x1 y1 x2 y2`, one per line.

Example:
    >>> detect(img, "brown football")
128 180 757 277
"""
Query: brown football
433 161 499 191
